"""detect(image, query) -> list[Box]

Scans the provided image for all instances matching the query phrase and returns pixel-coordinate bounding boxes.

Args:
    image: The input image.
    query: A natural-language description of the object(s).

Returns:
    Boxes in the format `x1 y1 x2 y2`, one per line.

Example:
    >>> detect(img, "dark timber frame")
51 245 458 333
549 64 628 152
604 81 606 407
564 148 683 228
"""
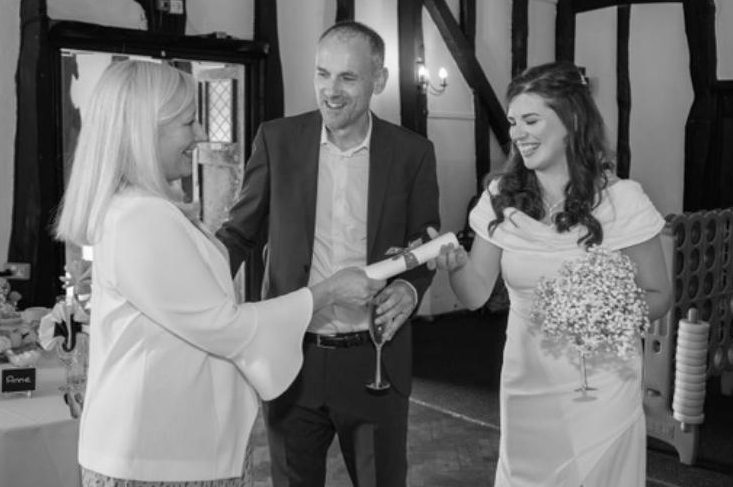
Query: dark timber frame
255 0 284 123
511 0 528 78
398 0 509 182
555 0 724 212
398 0 427 136
616 5 631 178
423 0 510 150
681 0 719 211
336 0 355 22
9 0 58 306
555 0 575 62
462 0 491 190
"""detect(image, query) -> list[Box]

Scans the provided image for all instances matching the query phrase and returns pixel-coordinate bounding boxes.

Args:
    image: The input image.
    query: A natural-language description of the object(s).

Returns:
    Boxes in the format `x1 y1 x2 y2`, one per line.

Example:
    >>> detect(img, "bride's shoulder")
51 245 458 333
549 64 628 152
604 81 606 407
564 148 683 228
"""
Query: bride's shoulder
603 171 622 188
600 175 657 213
603 174 647 196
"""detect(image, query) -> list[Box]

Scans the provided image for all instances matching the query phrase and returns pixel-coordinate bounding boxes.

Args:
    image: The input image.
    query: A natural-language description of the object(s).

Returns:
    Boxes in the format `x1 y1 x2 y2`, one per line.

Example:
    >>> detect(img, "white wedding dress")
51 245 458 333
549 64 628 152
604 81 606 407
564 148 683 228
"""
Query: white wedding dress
470 179 664 487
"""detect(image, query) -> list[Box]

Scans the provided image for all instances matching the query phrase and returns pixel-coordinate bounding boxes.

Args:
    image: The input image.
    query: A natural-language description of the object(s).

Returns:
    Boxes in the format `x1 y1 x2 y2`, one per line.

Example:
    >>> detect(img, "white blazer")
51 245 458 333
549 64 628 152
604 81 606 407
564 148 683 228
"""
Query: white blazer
78 190 312 481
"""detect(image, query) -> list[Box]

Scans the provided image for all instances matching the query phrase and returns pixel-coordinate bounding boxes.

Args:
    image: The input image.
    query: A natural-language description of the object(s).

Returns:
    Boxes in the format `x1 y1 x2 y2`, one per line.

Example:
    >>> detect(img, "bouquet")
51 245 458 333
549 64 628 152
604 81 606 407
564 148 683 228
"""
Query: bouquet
531 246 649 394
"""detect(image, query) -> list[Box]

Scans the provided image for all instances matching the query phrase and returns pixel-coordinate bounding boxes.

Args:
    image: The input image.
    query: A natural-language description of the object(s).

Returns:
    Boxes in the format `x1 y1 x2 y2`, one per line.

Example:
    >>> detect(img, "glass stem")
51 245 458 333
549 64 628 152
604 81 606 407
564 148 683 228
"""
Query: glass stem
579 351 589 390
375 345 383 385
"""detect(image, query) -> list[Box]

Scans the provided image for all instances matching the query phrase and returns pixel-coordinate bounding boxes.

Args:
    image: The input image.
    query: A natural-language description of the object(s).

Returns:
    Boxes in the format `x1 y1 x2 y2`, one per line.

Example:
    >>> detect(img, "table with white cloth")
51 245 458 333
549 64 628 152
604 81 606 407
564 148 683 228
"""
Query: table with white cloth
0 354 81 487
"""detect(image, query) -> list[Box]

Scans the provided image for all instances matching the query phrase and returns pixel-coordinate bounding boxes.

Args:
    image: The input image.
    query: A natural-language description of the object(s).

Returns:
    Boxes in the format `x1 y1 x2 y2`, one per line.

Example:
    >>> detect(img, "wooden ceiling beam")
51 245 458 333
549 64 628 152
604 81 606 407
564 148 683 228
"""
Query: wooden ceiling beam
423 0 510 149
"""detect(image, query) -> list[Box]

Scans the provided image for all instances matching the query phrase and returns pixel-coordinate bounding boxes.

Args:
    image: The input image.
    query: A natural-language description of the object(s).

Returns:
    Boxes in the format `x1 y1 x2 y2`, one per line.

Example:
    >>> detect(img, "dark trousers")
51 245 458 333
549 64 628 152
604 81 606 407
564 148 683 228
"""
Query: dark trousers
264 339 410 487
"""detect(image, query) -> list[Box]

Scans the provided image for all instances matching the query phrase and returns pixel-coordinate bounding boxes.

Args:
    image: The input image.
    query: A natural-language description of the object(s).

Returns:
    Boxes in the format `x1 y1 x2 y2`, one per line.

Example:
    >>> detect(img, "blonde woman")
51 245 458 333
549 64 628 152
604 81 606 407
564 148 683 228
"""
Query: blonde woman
55 60 383 487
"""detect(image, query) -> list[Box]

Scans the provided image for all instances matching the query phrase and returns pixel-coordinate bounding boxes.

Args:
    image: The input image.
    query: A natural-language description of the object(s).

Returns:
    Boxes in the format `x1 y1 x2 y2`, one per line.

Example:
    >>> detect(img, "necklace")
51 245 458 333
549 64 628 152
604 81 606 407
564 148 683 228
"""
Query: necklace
542 197 565 216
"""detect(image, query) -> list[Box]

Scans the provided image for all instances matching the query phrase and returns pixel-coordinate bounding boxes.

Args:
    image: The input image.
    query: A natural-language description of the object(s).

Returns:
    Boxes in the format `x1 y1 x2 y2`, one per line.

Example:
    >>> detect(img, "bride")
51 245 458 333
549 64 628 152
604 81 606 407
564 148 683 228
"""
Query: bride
431 61 671 486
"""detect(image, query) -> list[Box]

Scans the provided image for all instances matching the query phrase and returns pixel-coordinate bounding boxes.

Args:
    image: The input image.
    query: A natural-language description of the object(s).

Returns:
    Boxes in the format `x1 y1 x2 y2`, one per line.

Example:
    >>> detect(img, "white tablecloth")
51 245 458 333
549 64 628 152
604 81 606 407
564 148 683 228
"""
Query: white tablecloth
0 354 81 487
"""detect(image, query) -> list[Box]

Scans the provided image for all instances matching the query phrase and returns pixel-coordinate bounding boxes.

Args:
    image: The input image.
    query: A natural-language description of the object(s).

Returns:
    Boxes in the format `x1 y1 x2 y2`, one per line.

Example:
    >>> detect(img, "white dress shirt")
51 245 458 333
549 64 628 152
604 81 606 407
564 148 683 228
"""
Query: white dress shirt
78 189 312 482
307 119 373 334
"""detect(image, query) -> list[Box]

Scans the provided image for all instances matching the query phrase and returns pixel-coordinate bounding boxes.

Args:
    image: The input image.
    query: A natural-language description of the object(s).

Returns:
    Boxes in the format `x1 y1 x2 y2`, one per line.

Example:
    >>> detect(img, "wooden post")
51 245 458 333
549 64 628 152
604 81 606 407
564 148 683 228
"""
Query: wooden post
460 0 491 190
511 0 528 77
398 0 427 136
616 5 631 179
336 0 355 22
682 0 717 211
423 0 510 148
255 0 284 122
8 0 62 306
555 0 574 62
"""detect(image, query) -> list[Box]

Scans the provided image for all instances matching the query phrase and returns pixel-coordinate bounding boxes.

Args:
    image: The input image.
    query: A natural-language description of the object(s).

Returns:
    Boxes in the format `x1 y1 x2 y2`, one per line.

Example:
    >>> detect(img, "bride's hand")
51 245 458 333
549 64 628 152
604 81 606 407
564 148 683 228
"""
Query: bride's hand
427 244 468 272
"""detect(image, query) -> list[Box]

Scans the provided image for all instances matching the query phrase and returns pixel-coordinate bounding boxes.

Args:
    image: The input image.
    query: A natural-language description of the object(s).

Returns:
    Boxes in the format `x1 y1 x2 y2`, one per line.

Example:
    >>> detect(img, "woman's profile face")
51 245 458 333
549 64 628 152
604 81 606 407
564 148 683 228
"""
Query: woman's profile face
507 92 568 174
157 103 206 182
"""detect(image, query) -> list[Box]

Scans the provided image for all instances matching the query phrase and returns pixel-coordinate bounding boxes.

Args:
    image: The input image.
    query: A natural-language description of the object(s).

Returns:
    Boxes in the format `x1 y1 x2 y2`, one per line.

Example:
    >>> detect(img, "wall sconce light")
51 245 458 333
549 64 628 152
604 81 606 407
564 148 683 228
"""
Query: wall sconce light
417 60 448 95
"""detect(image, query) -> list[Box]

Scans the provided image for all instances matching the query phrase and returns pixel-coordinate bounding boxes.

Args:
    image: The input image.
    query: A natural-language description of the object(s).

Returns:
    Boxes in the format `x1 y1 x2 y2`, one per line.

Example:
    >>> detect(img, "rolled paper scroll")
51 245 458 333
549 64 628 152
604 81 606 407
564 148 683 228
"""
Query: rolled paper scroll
364 232 459 280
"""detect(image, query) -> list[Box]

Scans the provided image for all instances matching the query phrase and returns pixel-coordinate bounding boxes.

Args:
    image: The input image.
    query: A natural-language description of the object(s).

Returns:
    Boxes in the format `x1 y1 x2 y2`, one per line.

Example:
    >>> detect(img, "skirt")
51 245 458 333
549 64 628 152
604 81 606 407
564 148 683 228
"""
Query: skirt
81 442 253 487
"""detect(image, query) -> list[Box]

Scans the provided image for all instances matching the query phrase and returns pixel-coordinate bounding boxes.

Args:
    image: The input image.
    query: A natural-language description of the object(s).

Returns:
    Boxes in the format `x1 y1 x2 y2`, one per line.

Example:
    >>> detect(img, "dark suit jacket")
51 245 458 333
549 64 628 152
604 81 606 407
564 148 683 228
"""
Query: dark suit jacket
217 110 440 394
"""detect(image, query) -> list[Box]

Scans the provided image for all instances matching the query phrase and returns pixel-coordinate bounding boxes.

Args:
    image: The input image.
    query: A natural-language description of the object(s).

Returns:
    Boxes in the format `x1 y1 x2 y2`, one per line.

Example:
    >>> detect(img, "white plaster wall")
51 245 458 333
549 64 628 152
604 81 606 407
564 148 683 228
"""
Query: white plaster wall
528 0 557 67
628 4 690 217
72 53 116 124
277 0 401 124
187 0 253 38
357 0 400 125
575 8 618 153
716 0 733 80
278 0 333 116
421 3 476 315
0 0 20 263
47 0 146 29
575 5 689 217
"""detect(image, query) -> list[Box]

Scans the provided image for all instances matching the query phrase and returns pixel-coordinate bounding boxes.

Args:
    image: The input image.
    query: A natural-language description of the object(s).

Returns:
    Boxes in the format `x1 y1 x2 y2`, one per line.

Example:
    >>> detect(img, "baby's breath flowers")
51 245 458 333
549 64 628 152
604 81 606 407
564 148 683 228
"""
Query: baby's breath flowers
531 246 650 360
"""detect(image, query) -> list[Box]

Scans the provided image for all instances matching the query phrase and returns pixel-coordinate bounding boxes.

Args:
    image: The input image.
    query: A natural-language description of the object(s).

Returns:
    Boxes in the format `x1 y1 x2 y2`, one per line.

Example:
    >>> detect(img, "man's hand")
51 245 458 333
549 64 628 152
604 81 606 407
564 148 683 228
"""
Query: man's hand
372 280 416 341
311 267 385 311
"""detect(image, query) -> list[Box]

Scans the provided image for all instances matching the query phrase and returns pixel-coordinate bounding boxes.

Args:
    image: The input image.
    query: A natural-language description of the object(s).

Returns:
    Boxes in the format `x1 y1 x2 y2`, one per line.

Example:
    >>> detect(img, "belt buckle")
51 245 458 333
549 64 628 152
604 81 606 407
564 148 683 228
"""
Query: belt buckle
315 334 337 349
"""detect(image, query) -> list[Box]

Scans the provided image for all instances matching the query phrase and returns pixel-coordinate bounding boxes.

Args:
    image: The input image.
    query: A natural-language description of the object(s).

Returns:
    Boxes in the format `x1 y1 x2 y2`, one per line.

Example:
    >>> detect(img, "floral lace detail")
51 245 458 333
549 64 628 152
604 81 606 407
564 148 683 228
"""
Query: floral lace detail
81 441 253 487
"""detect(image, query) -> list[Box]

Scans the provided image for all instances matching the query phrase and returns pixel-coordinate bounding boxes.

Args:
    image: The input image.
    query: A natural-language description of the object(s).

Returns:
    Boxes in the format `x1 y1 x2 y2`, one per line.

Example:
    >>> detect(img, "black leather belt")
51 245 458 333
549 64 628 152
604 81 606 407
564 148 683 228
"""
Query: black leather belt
304 331 372 349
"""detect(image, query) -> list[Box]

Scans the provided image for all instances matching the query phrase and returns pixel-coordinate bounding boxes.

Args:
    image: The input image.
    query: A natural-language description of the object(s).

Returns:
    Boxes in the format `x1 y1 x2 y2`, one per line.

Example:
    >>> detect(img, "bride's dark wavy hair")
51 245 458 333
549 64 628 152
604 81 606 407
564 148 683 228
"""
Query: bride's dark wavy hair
488 61 614 248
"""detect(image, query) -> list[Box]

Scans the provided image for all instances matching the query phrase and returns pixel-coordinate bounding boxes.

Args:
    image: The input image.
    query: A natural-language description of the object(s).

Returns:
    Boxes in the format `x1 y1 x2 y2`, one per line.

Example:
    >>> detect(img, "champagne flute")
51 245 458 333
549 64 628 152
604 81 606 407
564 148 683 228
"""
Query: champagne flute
366 303 390 391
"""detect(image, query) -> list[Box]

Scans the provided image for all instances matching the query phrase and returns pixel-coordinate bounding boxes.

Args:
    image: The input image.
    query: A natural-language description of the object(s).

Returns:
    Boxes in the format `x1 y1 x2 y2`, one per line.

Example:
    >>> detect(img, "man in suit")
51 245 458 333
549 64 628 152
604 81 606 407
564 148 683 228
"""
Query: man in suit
217 21 440 487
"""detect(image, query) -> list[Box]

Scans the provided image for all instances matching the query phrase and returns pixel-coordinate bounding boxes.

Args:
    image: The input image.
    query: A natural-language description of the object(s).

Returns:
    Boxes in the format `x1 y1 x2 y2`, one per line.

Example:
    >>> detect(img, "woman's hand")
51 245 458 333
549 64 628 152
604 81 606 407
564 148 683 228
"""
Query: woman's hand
430 236 502 311
310 267 385 311
427 243 469 273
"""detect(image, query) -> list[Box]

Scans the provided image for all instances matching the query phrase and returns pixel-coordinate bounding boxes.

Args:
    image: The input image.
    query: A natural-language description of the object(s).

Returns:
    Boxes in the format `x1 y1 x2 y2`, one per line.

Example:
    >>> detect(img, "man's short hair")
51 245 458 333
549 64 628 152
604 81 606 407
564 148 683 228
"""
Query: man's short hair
319 21 385 70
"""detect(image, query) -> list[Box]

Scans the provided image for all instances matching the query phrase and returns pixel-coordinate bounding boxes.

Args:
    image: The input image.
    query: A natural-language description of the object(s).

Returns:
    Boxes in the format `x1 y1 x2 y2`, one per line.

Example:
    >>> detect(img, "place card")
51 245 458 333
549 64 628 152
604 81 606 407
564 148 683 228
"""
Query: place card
1 366 36 394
